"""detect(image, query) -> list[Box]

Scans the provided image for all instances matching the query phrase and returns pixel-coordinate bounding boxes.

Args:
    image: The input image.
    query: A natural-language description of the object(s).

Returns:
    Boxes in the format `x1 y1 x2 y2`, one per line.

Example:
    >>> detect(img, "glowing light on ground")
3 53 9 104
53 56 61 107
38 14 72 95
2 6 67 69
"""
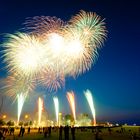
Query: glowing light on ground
84 89 96 126
53 96 59 126
67 91 76 121
38 97 43 126
17 93 26 124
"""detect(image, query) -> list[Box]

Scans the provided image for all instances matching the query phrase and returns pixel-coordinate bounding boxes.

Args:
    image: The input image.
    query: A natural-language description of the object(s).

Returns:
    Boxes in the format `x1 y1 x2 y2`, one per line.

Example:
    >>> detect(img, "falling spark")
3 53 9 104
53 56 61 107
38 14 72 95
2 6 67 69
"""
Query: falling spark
84 89 96 126
17 93 26 124
67 91 76 121
53 96 59 125
38 97 43 126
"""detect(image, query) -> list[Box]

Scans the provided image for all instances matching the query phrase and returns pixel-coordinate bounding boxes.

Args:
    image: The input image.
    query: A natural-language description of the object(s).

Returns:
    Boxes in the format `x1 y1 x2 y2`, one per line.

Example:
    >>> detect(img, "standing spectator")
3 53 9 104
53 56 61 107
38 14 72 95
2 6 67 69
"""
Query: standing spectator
21 127 25 137
18 126 22 137
71 126 75 140
44 127 48 138
10 127 14 135
64 125 69 140
108 127 112 134
0 130 5 140
48 126 51 137
95 131 99 140
38 127 41 133
59 126 63 140
139 127 140 135
28 127 30 134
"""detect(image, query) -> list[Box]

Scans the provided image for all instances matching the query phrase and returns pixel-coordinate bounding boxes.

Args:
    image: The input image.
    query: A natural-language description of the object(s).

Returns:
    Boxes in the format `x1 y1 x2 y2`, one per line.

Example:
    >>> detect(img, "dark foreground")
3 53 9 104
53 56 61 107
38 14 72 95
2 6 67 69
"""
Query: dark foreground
1 126 140 140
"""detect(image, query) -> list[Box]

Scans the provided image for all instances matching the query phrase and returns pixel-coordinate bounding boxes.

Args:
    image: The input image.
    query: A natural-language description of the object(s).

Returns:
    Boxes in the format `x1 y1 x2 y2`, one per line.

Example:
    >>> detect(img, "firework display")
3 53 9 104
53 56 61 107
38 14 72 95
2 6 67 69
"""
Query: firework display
38 97 43 126
69 10 106 47
84 89 96 126
17 93 26 123
1 11 106 123
3 33 46 78
2 10 106 93
53 96 59 125
67 91 76 121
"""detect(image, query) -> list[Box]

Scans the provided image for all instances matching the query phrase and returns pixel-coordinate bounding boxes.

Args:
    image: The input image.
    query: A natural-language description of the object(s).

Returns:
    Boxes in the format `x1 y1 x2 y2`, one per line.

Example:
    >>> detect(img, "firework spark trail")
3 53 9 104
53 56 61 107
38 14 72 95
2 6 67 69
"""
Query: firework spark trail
17 93 26 124
38 97 43 126
24 16 66 38
3 73 35 98
84 89 96 126
67 91 76 121
53 96 59 125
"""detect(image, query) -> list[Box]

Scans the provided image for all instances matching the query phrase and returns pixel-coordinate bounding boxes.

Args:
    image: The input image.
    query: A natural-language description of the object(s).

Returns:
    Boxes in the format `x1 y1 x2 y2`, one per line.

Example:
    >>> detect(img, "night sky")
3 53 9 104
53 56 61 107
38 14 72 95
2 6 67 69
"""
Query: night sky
0 0 140 125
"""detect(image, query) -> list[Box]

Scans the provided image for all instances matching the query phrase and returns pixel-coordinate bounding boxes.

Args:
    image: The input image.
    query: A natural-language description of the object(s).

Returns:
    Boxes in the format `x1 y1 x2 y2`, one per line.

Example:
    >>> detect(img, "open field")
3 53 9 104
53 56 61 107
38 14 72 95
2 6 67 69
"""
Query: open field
3 126 140 140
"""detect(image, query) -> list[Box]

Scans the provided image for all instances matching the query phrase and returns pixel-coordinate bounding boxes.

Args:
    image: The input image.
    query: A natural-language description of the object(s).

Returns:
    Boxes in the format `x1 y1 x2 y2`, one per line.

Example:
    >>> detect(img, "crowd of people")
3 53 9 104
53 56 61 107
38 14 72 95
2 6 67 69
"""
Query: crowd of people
0 126 140 140
0 126 15 140
37 125 75 140
58 125 75 140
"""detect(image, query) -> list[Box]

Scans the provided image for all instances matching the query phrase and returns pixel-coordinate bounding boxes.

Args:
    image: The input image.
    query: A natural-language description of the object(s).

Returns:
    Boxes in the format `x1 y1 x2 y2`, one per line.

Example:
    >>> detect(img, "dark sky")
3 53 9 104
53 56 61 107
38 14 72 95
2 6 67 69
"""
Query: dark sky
0 0 140 125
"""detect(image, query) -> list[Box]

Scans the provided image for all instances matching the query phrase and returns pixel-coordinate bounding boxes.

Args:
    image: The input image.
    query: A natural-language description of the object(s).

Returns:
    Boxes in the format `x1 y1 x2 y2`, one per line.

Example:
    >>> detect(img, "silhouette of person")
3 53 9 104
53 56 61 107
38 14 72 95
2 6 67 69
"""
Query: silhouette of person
0 130 5 140
59 126 63 140
21 127 25 137
28 127 30 134
108 127 112 134
38 127 41 133
71 126 75 140
132 132 137 140
10 127 14 135
64 125 69 140
44 127 48 138
48 126 51 137
18 126 22 137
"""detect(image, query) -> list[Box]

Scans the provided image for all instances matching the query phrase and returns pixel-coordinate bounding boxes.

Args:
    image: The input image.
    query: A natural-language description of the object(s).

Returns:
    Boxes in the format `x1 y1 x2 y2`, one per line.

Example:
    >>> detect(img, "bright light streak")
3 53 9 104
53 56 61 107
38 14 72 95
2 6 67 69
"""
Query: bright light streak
53 96 59 125
67 91 76 121
84 89 96 126
38 97 43 126
17 93 26 124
